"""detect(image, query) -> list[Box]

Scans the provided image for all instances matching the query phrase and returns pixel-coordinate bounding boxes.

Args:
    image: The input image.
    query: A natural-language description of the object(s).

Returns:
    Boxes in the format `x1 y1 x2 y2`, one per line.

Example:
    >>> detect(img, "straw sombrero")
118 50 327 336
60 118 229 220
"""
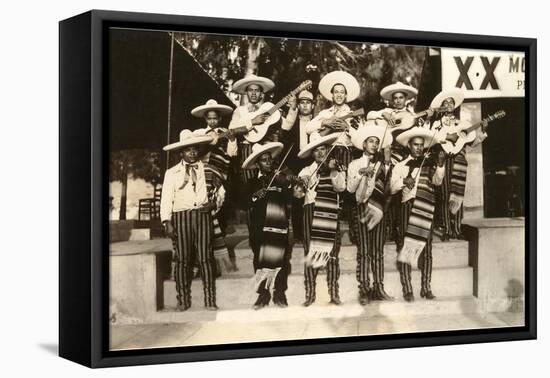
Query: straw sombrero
232 75 275 95
380 81 418 101
395 127 438 149
318 71 360 103
351 124 393 150
163 129 213 151
191 99 233 118
241 142 284 169
430 89 465 110
297 133 340 159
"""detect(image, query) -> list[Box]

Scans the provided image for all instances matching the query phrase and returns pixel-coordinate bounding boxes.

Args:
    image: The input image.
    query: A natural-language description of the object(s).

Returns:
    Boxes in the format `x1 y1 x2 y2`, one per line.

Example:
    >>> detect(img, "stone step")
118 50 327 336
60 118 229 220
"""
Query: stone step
163 266 473 310
219 239 469 277
154 295 481 324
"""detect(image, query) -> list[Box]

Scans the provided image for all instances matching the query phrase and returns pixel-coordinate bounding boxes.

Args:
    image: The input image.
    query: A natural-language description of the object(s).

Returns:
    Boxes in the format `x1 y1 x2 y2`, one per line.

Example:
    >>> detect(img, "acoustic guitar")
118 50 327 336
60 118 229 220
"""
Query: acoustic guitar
439 110 506 155
229 80 313 143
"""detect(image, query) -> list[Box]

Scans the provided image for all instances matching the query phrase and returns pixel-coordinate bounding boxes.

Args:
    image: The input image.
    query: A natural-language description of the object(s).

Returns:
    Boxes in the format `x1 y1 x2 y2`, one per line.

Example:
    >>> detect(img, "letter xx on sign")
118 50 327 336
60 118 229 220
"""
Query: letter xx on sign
480 56 500 89
454 56 474 90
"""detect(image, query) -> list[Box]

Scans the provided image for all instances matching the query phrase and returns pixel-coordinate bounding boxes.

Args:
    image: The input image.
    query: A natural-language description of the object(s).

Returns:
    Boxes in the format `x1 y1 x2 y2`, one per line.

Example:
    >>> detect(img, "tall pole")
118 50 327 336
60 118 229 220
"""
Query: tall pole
165 32 175 170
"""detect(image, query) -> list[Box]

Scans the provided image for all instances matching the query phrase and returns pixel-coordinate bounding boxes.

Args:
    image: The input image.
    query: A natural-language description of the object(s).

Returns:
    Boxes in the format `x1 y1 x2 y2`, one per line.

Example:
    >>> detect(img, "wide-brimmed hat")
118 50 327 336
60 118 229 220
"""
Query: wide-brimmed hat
242 142 284 169
232 75 275 94
298 90 314 101
163 129 213 151
430 89 465 110
351 124 393 150
318 71 360 103
297 132 340 159
191 99 233 118
395 127 438 149
380 81 418 101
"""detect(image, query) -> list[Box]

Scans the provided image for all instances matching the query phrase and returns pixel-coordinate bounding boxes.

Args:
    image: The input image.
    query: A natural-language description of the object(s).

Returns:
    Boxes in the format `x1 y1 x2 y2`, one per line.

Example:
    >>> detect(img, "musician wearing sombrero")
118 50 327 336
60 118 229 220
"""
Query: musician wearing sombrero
243 142 294 309
389 127 446 302
294 133 347 306
228 74 277 184
347 125 393 304
192 99 238 273
160 130 226 311
281 89 316 242
367 81 421 163
427 89 488 241
191 98 236 160
305 70 361 168
305 70 362 245
367 82 423 245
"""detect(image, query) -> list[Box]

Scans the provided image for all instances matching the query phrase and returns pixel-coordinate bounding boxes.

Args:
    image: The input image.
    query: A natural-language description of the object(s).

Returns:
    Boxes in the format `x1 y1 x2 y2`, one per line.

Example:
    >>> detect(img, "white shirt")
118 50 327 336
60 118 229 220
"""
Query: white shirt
305 104 357 147
281 108 313 150
298 161 346 205
160 160 225 222
347 154 381 203
389 155 445 203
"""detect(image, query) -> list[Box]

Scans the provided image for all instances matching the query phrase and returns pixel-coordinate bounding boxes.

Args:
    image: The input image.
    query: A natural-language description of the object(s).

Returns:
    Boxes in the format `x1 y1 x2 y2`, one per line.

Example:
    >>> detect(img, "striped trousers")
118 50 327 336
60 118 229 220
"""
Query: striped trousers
303 203 341 301
171 209 216 307
239 143 258 184
356 209 386 296
332 145 360 245
395 200 433 296
436 154 464 238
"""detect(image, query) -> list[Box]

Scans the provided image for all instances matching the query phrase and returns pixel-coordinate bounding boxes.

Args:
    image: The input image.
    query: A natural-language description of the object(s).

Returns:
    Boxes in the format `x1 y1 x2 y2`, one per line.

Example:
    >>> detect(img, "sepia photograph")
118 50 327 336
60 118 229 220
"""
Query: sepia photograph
107 26 527 351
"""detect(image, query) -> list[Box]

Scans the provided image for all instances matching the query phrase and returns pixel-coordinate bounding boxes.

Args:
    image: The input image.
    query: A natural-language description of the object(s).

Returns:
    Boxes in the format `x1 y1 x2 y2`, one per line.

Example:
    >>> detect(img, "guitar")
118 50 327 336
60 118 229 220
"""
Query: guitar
369 106 446 132
229 80 313 143
319 108 365 132
438 110 506 155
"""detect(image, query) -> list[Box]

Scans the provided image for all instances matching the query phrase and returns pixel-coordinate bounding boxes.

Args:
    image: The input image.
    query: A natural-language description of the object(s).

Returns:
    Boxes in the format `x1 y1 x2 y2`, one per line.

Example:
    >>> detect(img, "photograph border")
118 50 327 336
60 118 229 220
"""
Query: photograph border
59 9 537 368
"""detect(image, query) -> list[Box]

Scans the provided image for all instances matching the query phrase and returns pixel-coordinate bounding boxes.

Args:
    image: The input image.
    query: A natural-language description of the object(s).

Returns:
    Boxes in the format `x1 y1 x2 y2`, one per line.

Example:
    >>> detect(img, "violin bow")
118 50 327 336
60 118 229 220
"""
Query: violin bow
266 143 294 189
412 130 439 180
306 130 347 190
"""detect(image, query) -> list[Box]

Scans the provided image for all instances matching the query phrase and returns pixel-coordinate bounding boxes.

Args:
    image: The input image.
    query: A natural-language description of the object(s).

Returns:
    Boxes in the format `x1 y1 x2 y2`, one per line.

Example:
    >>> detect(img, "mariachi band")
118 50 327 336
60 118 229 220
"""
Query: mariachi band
160 71 492 311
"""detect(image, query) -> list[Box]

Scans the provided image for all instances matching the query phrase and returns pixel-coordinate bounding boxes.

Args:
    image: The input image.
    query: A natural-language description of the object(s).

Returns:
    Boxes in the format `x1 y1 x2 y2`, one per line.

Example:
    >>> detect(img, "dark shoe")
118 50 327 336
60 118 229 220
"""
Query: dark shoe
302 298 315 307
455 233 466 240
176 303 191 312
359 293 370 306
420 290 436 300
329 297 342 305
372 286 393 301
253 294 269 310
404 292 415 302
440 233 450 242
205 305 219 311
273 292 288 308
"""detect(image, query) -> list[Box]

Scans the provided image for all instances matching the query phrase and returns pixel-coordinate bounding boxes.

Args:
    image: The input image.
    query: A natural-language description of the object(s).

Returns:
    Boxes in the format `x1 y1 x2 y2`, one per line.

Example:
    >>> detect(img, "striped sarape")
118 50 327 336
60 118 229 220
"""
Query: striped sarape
449 150 468 214
357 162 386 230
204 166 235 273
397 164 436 266
306 175 340 268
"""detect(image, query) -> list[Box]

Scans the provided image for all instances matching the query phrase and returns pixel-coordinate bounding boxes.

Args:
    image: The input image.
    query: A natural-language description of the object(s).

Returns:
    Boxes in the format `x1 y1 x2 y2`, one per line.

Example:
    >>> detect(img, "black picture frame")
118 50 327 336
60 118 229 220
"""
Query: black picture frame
59 9 537 368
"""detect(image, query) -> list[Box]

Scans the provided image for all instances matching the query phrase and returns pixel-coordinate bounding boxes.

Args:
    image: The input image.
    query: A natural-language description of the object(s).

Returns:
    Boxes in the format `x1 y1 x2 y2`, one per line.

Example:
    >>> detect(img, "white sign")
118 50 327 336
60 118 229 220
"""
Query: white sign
441 48 525 98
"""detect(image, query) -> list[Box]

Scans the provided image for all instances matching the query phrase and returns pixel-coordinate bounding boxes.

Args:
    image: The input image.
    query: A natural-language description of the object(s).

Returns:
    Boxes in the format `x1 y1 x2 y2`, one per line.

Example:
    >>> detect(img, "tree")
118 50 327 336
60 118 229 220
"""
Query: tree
110 150 161 220
174 33 426 111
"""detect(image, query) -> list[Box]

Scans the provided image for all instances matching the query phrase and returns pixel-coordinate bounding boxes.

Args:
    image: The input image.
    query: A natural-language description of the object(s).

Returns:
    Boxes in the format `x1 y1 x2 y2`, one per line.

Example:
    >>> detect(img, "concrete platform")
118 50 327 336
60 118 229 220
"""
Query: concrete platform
110 307 524 350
